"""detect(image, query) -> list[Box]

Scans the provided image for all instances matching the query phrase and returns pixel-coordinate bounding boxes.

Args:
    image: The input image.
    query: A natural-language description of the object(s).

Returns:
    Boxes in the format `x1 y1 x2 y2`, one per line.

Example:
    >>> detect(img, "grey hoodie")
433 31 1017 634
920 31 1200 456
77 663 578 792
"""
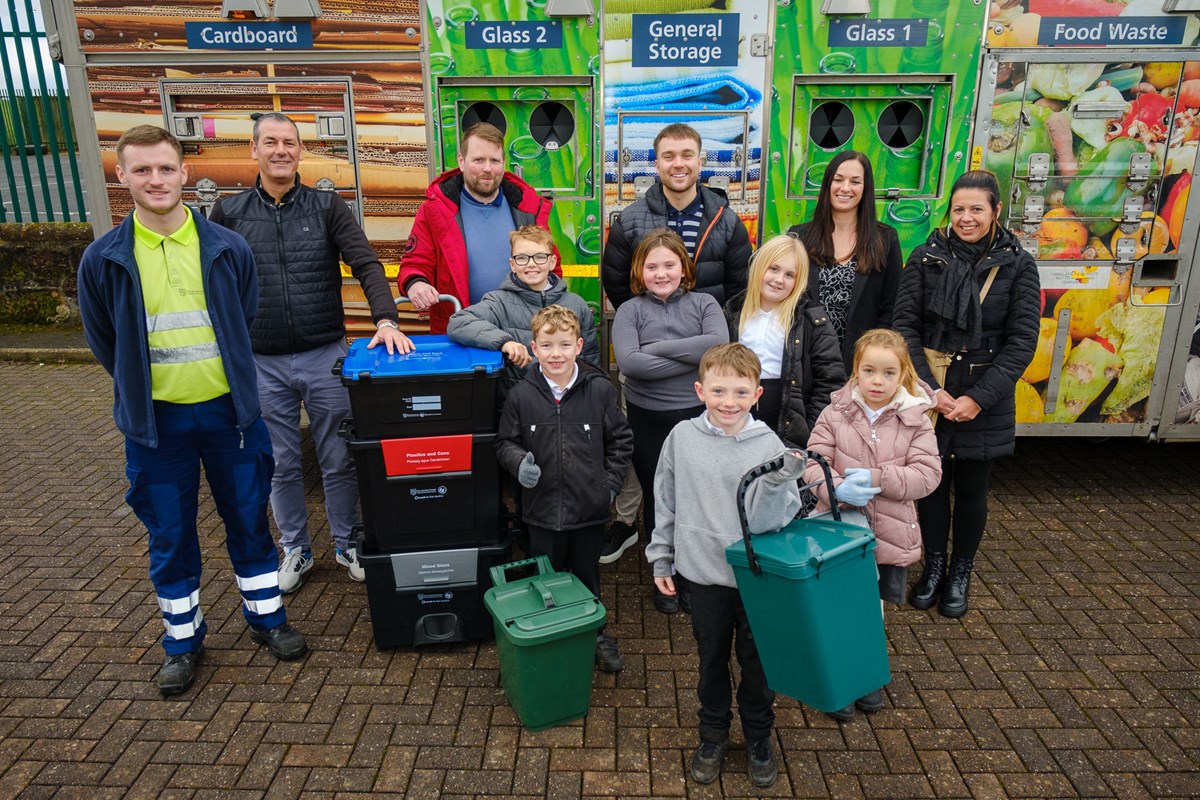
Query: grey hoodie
447 272 600 389
647 415 802 588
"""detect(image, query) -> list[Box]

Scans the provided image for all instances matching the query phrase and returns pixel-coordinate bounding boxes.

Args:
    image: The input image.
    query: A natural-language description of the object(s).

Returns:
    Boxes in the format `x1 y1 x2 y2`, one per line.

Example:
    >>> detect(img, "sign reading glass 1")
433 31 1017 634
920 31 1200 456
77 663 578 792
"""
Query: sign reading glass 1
827 19 929 48
465 21 563 49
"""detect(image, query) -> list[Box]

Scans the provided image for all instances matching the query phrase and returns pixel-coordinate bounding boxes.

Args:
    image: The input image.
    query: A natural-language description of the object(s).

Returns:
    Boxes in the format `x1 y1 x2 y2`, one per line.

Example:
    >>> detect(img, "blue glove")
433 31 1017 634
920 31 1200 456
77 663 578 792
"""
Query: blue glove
518 452 541 489
834 468 881 507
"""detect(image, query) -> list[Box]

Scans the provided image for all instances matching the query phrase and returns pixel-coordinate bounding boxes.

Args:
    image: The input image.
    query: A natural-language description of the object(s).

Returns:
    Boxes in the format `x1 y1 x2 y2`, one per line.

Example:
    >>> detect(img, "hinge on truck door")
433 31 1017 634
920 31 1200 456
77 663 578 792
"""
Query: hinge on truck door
1128 152 1152 192
1022 195 1044 233
1027 153 1050 190
1120 196 1145 233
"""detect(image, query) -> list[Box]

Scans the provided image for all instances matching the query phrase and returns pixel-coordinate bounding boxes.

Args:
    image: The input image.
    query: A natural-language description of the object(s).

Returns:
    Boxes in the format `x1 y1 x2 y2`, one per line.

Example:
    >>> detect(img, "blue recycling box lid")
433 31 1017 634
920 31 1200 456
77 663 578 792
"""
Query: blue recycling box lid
341 335 505 381
725 516 875 580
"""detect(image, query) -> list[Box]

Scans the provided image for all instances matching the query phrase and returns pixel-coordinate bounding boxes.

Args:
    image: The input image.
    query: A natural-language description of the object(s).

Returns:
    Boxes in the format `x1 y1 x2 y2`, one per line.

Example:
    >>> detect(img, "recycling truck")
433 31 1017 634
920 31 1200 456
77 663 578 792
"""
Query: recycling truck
39 0 1200 440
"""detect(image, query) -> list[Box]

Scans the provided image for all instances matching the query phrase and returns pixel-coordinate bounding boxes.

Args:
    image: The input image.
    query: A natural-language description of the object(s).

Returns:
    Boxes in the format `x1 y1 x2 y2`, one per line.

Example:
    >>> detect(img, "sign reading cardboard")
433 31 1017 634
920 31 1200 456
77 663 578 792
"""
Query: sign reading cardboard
184 21 314 50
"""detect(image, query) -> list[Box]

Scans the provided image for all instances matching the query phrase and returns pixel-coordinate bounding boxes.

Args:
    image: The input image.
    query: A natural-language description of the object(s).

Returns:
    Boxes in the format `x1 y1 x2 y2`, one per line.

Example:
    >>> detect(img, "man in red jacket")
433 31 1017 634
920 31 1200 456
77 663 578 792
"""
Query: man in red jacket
398 122 555 333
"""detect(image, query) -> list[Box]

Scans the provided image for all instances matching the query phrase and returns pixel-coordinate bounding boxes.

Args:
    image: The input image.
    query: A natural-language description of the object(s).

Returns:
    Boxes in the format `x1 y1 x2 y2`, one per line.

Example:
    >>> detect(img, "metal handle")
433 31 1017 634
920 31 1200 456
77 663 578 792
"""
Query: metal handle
395 293 463 313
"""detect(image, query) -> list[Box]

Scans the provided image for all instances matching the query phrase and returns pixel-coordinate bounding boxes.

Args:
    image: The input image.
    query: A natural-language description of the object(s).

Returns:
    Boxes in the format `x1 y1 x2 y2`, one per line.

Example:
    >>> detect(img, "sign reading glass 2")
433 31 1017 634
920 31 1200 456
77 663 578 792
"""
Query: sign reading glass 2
465 21 563 49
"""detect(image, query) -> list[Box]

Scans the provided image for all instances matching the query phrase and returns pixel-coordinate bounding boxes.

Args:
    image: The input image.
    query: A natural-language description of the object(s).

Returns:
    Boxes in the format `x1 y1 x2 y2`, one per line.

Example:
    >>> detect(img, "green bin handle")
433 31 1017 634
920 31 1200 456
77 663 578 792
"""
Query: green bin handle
529 579 556 609
489 555 554 587
737 451 841 578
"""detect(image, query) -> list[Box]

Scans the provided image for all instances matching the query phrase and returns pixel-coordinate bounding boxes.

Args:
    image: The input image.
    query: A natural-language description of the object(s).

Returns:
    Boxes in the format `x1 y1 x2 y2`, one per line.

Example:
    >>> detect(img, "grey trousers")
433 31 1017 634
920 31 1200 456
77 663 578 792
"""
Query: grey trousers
254 338 361 551
612 372 643 526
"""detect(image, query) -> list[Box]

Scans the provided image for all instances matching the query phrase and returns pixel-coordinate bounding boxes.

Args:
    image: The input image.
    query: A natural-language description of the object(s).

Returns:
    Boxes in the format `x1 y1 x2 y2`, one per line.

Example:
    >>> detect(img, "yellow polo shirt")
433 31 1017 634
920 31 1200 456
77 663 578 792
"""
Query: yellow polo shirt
133 208 230 403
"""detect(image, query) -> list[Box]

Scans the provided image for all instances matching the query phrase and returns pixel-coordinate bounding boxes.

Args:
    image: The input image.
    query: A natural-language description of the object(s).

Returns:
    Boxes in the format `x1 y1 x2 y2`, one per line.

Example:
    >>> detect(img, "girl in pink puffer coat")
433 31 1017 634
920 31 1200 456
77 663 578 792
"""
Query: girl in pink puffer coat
804 328 942 593
802 328 942 720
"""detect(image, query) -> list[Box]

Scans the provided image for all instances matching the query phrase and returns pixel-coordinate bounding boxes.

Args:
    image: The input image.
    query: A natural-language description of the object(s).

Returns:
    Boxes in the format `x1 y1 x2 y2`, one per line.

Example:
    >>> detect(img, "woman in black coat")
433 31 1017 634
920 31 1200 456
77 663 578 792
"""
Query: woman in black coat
789 150 904 373
725 234 845 450
892 170 1041 619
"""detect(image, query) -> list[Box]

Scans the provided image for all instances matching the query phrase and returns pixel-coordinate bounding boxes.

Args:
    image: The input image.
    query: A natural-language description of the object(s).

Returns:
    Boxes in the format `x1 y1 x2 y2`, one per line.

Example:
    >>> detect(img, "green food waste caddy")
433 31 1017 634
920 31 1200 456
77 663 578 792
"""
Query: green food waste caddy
484 556 607 730
725 456 891 713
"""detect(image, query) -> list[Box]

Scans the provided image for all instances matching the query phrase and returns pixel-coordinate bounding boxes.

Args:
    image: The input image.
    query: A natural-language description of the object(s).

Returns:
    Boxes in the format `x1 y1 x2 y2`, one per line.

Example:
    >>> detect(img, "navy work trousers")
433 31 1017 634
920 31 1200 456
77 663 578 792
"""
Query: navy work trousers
124 394 286 656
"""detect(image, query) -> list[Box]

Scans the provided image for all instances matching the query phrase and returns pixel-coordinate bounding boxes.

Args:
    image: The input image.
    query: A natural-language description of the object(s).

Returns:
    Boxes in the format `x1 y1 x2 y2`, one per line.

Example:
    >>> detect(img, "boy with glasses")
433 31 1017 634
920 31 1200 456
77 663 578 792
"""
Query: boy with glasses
448 225 599 393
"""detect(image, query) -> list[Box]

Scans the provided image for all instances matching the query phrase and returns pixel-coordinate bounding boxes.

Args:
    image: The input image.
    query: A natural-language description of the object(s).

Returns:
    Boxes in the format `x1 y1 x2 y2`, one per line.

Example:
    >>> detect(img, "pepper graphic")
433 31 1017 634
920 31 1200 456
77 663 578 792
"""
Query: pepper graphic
1062 137 1150 237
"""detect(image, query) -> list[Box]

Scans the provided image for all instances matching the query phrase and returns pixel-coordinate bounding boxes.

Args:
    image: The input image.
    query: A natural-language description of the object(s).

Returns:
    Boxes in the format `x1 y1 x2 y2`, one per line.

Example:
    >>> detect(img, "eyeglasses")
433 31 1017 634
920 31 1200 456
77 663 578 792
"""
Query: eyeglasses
511 253 553 266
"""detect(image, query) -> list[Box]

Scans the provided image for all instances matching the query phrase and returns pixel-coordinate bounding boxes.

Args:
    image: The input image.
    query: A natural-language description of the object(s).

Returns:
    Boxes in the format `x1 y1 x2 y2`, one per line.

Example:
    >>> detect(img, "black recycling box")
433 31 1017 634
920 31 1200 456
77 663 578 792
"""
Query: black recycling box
356 528 512 649
339 335 505 439
344 427 501 552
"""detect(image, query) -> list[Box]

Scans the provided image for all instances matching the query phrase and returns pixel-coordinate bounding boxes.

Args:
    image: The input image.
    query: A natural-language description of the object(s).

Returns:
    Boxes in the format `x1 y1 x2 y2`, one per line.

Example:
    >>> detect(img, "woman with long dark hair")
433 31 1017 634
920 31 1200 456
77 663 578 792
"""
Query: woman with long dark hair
892 170 1041 618
789 151 904 372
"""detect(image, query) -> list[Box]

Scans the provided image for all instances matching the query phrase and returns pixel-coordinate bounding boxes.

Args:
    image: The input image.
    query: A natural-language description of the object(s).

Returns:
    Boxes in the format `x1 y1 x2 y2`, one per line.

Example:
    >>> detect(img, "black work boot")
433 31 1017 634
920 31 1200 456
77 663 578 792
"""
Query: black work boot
157 649 202 697
251 623 308 661
909 551 947 610
938 556 975 618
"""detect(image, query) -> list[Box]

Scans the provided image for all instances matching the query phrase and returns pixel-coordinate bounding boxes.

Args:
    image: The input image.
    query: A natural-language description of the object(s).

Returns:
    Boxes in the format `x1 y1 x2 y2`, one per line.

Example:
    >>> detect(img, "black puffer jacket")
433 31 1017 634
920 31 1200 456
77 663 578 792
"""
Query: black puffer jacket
892 227 1041 460
495 362 635 531
602 183 751 309
725 291 846 449
210 177 398 355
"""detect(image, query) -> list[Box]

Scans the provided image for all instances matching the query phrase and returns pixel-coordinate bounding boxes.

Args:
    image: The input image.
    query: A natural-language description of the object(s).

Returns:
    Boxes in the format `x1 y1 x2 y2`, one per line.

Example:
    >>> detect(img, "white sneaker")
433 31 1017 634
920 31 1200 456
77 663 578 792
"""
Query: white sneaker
278 546 313 594
336 547 366 583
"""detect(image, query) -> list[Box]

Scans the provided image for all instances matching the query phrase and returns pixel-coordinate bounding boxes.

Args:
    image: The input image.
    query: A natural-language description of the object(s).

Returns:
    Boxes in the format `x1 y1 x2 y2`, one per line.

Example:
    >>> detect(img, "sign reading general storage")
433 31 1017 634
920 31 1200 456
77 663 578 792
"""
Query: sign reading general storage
1038 17 1187 46
631 14 739 67
827 19 929 48
465 21 563 49
185 21 314 50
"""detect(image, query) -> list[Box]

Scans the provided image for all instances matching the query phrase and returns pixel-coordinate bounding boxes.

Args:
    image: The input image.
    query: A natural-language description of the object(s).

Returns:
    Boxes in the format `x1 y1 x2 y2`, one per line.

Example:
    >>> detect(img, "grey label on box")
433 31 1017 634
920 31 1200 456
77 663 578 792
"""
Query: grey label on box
389 548 479 589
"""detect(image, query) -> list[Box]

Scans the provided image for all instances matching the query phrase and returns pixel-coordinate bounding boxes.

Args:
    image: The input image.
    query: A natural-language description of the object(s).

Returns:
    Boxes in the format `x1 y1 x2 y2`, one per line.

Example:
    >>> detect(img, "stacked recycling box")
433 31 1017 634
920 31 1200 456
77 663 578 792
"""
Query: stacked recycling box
340 335 510 648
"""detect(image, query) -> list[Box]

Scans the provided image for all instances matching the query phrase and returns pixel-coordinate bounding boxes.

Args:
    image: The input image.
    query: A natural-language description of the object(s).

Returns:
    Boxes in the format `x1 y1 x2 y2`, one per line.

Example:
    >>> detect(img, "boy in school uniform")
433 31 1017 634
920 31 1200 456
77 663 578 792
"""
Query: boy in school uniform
495 305 635 672
448 225 600 394
647 342 804 788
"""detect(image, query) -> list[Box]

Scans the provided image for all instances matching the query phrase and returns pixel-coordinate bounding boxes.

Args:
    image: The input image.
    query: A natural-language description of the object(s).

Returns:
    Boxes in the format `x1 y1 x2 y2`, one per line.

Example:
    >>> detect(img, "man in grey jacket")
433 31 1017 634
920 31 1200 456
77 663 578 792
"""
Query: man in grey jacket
599 122 753 586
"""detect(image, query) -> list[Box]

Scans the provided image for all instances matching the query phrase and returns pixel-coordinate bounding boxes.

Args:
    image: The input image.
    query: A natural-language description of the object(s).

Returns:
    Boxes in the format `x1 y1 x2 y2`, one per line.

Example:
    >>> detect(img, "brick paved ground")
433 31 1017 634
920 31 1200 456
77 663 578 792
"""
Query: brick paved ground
1 360 1198 799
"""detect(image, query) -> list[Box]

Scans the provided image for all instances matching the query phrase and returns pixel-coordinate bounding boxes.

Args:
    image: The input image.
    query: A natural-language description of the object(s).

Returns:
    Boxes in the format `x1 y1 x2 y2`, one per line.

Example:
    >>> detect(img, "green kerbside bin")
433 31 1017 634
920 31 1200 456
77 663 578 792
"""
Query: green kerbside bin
725 455 890 713
484 556 607 730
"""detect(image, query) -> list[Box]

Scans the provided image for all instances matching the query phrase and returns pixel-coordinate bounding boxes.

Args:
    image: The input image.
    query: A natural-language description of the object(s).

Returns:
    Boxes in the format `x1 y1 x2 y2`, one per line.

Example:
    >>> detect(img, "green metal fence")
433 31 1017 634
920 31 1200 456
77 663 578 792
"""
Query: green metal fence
0 0 86 222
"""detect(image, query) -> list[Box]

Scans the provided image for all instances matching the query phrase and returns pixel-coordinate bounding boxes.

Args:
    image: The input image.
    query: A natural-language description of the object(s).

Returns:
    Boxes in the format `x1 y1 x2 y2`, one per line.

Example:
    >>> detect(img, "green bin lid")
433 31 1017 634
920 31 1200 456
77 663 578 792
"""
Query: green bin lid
484 571 606 645
725 517 876 580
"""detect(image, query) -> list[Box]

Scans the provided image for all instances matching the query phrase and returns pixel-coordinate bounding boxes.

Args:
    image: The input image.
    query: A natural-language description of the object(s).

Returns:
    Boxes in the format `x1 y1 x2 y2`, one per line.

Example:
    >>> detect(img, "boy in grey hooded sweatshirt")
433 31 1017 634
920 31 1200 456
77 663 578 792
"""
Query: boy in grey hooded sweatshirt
647 343 803 789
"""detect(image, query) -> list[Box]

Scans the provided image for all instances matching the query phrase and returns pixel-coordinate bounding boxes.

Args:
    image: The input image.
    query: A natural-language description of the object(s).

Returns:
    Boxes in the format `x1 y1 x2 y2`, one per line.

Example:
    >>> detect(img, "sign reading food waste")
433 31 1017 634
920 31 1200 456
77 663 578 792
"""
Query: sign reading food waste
465 20 563 49
184 21 313 50
1038 17 1186 46
827 19 930 48
632 14 739 67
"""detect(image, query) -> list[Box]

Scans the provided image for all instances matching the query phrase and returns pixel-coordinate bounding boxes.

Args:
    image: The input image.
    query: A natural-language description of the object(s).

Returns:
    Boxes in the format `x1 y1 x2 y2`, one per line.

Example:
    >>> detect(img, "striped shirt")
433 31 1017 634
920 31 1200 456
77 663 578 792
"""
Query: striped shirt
665 194 704 257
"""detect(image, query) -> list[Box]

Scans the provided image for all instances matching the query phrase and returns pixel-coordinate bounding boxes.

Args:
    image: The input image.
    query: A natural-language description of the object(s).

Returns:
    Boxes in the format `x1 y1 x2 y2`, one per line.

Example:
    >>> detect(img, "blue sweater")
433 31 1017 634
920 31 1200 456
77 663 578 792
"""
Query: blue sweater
77 209 263 448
